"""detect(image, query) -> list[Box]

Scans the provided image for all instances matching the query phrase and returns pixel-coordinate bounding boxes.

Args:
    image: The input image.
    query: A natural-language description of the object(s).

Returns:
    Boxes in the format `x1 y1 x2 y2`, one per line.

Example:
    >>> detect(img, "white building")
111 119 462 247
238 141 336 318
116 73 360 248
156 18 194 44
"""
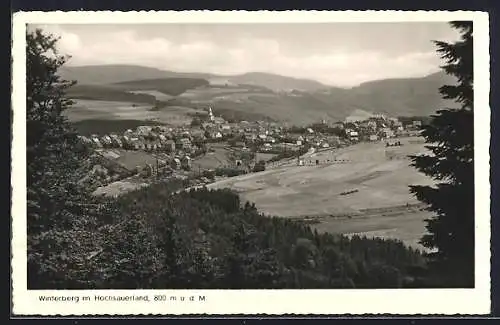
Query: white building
349 131 359 142
208 106 215 122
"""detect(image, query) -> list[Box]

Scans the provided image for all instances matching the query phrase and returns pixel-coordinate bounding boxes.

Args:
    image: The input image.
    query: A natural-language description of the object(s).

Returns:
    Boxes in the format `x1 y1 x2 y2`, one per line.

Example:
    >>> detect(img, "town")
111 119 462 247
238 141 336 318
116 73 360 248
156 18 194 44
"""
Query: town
76 106 425 197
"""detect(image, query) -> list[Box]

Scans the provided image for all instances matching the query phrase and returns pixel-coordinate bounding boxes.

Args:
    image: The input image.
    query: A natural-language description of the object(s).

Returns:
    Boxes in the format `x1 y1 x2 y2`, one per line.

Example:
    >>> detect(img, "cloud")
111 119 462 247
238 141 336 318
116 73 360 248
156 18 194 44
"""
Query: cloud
35 25 443 87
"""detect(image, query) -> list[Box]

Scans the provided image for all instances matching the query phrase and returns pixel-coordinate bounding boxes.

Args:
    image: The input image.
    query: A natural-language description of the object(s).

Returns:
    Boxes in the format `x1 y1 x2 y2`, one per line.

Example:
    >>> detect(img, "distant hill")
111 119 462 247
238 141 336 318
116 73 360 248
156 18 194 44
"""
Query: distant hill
307 71 457 121
347 71 458 116
59 65 182 84
60 65 329 91
61 64 458 125
227 72 329 92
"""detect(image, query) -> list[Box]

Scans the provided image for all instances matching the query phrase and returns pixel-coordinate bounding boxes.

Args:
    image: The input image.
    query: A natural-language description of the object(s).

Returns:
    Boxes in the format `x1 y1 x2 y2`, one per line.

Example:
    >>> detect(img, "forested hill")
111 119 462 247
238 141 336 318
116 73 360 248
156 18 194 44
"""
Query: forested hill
29 182 430 289
59 65 328 91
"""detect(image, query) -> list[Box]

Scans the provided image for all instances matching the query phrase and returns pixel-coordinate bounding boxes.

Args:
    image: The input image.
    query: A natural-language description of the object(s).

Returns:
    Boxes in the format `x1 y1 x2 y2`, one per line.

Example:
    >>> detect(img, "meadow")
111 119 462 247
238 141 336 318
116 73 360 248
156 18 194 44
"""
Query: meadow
64 99 199 128
208 137 433 249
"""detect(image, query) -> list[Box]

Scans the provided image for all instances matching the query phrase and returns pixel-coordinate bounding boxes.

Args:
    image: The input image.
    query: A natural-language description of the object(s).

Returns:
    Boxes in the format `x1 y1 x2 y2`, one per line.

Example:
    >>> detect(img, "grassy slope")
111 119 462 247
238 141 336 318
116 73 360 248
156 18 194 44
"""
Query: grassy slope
66 85 158 104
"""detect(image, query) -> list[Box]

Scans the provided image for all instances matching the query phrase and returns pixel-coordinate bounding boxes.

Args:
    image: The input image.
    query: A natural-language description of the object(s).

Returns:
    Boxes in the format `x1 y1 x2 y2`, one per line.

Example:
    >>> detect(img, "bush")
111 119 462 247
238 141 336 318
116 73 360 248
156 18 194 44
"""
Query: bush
253 160 266 172
215 167 246 177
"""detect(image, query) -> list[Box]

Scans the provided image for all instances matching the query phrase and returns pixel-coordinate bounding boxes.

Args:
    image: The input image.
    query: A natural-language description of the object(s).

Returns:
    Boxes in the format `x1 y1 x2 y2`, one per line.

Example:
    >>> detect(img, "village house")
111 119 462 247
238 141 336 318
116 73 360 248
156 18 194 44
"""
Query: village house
190 129 205 139
213 117 225 124
366 120 377 130
77 135 92 146
388 117 399 125
172 157 182 169
207 131 223 139
266 137 276 144
131 137 145 150
109 134 122 147
101 135 113 147
348 130 359 142
332 121 345 130
220 127 232 137
380 128 395 138
369 134 379 141
393 120 403 128
181 156 192 170
136 125 153 136
201 122 213 130
121 135 131 147
158 134 167 142
176 138 192 151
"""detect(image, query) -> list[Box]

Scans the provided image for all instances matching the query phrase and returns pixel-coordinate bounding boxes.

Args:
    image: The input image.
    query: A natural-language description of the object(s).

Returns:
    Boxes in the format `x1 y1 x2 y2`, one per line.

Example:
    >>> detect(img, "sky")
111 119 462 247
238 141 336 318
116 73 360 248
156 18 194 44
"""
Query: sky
31 23 461 87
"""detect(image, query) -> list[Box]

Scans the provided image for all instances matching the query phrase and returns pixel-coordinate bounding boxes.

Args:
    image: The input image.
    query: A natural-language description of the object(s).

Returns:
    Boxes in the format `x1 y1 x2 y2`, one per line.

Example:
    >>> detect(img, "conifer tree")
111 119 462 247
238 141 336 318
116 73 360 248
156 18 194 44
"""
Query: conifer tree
26 29 90 234
410 21 474 287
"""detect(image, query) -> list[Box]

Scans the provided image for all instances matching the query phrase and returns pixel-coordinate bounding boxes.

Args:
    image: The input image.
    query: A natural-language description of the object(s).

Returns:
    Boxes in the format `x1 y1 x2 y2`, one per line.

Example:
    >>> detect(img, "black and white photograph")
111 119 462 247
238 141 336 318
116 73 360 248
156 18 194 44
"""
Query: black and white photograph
11 10 490 315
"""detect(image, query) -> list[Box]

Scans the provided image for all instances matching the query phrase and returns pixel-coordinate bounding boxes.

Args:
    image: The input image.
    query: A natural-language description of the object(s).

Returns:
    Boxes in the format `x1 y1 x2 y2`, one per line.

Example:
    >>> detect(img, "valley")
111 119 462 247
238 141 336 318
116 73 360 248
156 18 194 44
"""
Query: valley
208 137 433 250
61 64 456 126
61 64 444 251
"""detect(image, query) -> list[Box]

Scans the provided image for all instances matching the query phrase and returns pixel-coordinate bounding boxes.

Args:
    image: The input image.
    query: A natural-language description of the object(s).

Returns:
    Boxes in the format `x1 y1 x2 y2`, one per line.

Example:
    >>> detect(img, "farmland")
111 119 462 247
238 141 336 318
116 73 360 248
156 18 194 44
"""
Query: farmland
208 137 433 250
64 99 199 128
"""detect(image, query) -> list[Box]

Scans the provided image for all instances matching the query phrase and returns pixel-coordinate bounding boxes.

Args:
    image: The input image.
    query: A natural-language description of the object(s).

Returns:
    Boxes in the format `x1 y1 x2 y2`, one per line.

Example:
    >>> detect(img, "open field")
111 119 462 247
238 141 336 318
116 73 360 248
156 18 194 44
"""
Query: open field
255 152 278 162
192 147 232 170
208 137 434 249
64 99 199 127
96 149 161 170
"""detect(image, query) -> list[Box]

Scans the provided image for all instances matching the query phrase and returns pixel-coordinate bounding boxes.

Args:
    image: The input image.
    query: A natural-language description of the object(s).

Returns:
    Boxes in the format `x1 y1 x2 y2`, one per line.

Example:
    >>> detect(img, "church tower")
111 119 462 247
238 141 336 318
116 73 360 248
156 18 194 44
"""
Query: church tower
208 106 215 122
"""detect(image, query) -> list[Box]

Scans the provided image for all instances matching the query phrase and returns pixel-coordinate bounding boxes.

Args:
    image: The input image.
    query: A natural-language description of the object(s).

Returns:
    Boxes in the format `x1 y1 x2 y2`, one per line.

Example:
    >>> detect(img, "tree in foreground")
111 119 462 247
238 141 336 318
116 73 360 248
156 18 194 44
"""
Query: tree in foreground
410 21 474 287
26 28 89 234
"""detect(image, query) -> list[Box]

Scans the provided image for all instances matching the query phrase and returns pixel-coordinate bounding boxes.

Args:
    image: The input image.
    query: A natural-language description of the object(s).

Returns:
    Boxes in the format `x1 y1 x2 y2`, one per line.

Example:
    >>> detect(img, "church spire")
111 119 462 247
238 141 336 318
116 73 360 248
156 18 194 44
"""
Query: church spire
208 106 214 121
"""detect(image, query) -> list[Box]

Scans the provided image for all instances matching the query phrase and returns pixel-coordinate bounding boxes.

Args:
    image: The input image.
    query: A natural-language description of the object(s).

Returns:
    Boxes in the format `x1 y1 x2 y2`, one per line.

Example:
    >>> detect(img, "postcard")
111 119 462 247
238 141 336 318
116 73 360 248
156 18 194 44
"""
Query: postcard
11 10 491 315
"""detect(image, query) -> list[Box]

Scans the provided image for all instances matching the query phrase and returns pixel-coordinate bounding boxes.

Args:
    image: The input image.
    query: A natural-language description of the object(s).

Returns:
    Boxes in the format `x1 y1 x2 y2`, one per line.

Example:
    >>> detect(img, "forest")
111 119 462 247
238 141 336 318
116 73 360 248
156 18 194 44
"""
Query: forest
29 183 429 289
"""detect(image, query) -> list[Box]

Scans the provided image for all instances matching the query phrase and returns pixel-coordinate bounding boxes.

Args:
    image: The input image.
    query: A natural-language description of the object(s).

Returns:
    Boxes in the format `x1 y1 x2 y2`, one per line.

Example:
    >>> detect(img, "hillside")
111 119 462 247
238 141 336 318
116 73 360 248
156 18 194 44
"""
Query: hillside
347 71 458 116
30 182 429 289
60 65 330 91
66 84 158 104
228 72 329 92
60 65 211 84
62 65 458 125
111 78 210 96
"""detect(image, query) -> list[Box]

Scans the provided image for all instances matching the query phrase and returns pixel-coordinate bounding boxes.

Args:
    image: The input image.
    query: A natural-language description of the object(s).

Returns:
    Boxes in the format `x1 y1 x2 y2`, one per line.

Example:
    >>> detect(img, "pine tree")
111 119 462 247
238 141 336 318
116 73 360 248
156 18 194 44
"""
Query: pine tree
26 29 90 234
410 21 474 287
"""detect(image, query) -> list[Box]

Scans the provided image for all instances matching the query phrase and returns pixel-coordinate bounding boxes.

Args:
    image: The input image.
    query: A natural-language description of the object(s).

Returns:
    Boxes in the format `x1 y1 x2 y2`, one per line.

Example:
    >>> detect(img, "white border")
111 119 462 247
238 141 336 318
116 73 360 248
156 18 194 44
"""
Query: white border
11 10 491 315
